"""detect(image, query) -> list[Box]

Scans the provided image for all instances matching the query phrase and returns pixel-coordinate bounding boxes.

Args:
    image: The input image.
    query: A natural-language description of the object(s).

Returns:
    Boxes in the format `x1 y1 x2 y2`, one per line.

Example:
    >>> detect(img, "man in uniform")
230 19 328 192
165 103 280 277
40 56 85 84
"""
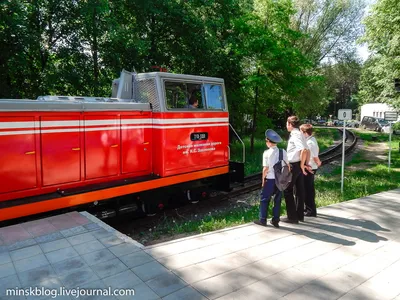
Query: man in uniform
282 116 309 224
254 129 288 228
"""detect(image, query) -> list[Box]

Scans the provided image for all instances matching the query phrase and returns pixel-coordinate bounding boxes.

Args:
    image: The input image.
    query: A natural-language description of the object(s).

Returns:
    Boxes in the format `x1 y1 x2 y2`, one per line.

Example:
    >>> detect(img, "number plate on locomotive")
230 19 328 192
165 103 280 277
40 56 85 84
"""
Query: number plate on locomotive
190 132 208 141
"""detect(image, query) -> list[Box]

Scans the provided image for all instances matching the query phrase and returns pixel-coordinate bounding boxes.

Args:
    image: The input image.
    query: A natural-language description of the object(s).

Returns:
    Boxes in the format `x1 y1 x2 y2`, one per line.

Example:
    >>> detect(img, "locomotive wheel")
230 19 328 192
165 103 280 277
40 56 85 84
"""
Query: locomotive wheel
141 202 157 217
186 190 199 204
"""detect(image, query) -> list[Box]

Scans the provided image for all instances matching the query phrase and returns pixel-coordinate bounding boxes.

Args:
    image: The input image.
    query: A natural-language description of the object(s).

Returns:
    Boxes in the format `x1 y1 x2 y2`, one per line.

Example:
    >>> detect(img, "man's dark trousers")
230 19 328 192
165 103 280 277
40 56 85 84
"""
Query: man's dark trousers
304 169 317 216
283 161 305 221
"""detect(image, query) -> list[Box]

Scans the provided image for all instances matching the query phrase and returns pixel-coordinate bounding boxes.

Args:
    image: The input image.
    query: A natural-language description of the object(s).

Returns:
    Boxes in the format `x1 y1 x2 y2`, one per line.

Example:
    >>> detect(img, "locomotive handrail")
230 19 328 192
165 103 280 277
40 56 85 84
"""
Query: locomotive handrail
229 124 245 163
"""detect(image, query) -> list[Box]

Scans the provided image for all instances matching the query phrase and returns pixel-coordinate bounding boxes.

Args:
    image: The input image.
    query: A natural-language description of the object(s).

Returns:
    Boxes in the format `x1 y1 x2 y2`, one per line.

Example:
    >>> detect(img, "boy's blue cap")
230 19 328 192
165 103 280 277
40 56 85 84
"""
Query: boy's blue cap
265 129 282 143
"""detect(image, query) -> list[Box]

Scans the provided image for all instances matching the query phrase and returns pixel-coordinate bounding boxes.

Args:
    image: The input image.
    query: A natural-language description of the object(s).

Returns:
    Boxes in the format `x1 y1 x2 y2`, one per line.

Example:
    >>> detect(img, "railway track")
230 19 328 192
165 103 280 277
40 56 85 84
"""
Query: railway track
107 129 358 239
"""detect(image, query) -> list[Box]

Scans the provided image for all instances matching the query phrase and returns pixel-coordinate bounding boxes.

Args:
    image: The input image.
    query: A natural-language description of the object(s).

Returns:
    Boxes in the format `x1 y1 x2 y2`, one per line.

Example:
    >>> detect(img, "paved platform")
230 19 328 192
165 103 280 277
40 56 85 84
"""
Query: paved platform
0 188 400 299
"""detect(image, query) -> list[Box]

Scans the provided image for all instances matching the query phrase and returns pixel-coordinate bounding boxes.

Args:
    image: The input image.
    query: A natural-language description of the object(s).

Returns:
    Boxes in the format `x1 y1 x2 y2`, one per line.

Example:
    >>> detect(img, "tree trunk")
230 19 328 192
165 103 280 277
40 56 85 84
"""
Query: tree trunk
250 68 261 153
92 4 99 95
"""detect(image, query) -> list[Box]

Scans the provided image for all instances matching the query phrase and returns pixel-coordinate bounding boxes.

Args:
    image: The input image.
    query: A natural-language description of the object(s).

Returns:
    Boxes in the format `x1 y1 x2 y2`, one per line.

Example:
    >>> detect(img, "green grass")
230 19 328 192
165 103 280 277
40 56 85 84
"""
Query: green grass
231 128 340 175
139 132 400 244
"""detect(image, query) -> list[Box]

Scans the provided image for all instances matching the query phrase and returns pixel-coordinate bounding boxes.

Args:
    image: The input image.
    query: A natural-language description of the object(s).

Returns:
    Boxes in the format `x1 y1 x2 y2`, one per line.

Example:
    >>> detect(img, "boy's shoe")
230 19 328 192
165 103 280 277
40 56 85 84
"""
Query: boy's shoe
270 220 279 228
254 220 266 226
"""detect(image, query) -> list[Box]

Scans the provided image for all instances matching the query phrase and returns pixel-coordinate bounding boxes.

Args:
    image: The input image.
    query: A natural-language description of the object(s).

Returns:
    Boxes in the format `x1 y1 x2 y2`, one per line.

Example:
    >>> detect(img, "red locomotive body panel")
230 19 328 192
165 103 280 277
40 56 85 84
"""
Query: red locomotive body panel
84 115 121 179
152 112 229 177
121 113 152 174
0 111 154 202
40 115 82 186
0 116 38 194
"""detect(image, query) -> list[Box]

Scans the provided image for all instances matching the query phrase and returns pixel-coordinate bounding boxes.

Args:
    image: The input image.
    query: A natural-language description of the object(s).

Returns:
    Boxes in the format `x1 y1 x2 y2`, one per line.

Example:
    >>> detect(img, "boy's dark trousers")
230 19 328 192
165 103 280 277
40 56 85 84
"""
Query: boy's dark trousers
283 161 305 221
260 179 282 223
304 169 317 216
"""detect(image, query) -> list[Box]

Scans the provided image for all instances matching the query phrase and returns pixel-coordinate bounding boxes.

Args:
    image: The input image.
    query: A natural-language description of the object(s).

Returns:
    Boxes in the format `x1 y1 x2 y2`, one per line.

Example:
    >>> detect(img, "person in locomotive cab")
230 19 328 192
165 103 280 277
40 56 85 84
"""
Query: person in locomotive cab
188 94 199 109
254 129 288 228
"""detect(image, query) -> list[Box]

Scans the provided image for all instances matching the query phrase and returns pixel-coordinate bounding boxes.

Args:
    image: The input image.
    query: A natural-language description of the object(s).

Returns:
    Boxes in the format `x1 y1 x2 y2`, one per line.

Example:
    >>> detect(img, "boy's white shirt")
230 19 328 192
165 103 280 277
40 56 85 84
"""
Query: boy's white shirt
262 146 289 179
306 136 319 170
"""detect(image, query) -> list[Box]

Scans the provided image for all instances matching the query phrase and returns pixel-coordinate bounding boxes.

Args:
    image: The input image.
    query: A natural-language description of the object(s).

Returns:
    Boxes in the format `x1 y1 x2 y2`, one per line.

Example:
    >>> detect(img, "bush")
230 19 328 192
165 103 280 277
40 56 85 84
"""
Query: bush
393 122 400 131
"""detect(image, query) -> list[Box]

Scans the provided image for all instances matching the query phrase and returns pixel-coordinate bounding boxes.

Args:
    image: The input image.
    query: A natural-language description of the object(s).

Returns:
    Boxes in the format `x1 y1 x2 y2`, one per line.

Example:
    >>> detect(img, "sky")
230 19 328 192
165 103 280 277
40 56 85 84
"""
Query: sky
357 0 377 62
357 44 370 62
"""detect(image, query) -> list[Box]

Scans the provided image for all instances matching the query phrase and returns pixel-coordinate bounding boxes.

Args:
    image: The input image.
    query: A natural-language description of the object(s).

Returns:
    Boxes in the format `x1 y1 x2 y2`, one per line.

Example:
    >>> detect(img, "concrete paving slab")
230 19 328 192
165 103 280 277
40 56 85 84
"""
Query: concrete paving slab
131 261 170 282
59 266 99 288
81 248 116 266
119 282 159 300
73 239 105 255
119 250 154 268
34 232 64 244
173 265 212 284
84 222 103 231
192 275 236 299
14 253 49 273
60 225 88 238
91 257 128 279
0 251 12 265
7 238 37 252
99 235 125 248
39 238 71 253
0 274 22 297
18 264 58 287
45 246 79 264
145 271 187 298
109 242 141 257
162 286 207 300
102 269 143 289
52 256 89 275
10 244 42 261
0 262 16 279
78 279 117 300
66 232 96 246
0 224 32 245
21 218 58 237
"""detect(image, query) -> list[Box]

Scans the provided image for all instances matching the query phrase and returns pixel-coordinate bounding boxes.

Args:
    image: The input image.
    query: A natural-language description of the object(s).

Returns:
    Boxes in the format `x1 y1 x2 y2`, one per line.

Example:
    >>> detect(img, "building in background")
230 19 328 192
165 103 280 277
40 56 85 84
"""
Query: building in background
360 103 400 121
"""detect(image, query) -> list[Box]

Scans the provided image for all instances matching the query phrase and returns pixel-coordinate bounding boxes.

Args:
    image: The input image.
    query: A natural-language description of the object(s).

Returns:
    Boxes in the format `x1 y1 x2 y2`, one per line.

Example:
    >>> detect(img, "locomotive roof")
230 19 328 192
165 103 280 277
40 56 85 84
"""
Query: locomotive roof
0 70 225 111
0 98 151 112
135 72 225 83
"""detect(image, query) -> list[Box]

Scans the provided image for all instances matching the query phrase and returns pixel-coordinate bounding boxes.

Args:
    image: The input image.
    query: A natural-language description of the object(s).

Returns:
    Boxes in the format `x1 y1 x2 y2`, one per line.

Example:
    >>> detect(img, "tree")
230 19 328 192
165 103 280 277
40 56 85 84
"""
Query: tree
358 0 400 109
237 0 312 152
292 0 366 64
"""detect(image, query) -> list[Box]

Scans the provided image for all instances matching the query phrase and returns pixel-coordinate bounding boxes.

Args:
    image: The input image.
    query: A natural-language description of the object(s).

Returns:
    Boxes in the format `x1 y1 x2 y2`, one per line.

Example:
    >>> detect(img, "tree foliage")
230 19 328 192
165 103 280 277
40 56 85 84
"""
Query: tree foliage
358 0 400 109
0 0 366 132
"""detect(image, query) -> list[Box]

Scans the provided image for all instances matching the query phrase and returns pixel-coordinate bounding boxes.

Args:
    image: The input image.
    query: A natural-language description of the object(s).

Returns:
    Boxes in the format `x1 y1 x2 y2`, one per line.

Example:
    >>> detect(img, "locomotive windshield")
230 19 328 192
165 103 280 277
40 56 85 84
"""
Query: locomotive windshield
164 80 225 111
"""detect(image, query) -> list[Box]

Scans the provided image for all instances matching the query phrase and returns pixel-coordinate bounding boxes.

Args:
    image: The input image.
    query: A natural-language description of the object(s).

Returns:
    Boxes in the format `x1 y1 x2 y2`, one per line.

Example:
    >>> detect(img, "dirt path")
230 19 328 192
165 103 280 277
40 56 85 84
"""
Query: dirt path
346 141 388 171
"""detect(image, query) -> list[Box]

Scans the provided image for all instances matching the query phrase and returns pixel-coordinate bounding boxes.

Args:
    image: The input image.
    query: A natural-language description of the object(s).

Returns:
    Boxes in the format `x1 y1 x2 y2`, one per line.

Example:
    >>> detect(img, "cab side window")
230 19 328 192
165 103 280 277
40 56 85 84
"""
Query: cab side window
165 82 187 109
164 80 225 110
165 81 204 109
203 84 224 110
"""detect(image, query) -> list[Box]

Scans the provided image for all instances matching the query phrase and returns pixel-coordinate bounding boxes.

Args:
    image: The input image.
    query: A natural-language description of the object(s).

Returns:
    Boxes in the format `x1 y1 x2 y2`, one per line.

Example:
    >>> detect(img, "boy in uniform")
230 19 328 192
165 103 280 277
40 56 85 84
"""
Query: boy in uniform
254 129 289 228
300 123 321 217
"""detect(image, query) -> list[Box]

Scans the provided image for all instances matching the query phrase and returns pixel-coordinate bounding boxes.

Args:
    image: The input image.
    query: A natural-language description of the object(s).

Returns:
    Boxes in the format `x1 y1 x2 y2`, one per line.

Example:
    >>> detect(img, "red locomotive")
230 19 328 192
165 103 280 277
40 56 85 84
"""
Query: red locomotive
0 70 244 222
